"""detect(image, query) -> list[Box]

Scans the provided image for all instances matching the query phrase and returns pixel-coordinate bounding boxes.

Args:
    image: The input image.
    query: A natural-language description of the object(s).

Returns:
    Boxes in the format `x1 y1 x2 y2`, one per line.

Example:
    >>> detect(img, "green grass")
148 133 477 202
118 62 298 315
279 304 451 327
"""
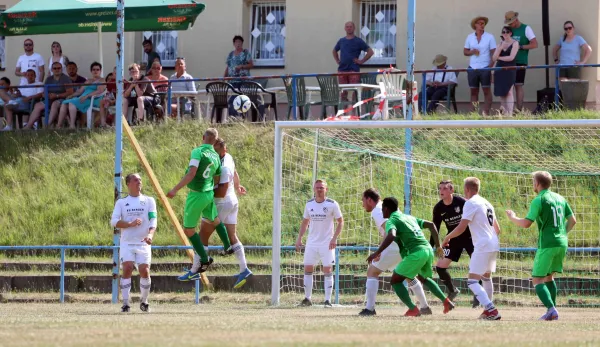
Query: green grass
1 302 599 346
0 112 599 248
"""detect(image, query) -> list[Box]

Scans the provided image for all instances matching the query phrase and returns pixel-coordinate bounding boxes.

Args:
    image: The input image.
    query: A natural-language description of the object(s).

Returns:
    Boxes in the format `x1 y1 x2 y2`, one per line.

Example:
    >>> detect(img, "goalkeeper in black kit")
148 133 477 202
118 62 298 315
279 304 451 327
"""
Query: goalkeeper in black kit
431 180 480 307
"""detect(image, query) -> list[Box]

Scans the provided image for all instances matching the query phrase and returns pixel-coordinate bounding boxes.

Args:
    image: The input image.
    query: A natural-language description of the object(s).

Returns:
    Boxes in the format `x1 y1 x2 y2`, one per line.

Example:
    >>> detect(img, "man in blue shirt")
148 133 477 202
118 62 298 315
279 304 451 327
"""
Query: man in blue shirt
333 22 374 100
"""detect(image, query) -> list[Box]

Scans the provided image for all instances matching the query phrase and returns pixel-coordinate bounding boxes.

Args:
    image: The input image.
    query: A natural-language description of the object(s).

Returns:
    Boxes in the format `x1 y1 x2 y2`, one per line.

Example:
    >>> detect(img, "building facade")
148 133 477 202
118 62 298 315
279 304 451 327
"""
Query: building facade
1 0 598 103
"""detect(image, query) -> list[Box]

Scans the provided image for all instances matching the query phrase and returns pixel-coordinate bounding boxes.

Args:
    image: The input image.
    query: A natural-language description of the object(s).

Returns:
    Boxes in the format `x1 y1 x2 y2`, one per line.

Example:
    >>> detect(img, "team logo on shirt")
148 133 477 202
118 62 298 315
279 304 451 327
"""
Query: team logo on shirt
140 200 146 206
323 207 328 213
455 206 461 213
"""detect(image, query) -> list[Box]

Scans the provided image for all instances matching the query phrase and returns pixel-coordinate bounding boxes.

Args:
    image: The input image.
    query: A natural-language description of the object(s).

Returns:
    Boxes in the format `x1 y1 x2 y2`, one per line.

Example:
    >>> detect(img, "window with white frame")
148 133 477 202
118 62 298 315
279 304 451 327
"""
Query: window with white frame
359 0 397 65
142 31 178 68
250 2 286 66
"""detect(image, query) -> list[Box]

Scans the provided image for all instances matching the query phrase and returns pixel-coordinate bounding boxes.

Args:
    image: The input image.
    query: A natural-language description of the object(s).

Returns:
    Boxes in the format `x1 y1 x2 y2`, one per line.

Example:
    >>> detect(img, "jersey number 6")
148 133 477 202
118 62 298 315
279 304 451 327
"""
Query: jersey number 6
202 163 214 179
486 209 494 226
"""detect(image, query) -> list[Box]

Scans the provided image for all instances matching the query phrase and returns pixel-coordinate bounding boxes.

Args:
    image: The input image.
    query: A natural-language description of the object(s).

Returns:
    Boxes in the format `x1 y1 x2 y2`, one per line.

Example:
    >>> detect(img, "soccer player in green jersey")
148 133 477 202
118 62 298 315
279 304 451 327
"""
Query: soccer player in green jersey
367 197 455 317
506 171 576 321
167 128 224 278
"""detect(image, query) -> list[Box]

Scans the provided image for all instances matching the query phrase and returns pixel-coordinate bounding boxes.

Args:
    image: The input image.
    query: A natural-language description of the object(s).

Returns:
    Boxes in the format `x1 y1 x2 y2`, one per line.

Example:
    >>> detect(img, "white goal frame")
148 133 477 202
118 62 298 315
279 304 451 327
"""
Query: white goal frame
271 119 600 306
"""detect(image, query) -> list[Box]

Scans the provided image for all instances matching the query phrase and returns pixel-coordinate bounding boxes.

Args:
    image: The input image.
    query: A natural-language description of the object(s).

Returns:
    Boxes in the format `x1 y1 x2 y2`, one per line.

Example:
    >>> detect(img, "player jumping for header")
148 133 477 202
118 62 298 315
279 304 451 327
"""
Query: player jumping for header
506 171 576 321
367 197 455 317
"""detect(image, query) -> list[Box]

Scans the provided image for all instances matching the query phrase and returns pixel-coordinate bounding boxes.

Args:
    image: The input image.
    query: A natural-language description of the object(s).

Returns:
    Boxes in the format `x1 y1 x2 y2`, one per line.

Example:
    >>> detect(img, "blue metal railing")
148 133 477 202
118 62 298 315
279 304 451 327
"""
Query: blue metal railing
0 245 597 305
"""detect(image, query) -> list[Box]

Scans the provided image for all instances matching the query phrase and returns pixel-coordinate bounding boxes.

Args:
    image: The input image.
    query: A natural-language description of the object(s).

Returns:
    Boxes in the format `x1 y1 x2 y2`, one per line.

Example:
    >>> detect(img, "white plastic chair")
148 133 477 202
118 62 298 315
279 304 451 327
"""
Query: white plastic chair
376 69 419 119
86 91 106 129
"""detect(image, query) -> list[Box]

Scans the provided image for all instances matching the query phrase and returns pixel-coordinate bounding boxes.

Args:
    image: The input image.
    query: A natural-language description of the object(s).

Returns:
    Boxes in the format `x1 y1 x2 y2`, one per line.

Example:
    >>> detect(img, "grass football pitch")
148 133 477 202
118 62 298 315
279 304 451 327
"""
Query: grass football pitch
1 300 599 346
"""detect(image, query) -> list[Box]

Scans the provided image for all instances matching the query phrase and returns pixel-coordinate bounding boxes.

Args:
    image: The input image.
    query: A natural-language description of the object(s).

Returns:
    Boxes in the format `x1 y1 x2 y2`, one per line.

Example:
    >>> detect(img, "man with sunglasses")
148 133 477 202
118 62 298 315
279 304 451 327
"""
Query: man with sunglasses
505 11 538 112
24 62 73 129
15 39 45 85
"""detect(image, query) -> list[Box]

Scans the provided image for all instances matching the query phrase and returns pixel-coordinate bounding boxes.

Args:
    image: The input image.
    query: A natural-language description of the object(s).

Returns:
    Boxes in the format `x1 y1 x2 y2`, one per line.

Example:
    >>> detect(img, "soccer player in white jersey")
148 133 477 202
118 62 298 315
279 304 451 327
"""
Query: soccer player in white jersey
110 173 157 313
213 137 252 289
443 177 501 320
359 188 431 316
296 179 344 307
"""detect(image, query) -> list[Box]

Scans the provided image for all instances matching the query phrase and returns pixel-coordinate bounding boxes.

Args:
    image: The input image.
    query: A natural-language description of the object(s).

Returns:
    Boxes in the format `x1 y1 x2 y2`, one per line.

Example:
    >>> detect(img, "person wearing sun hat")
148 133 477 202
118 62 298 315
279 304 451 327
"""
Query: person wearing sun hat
419 54 457 114
464 15 496 115
504 11 538 111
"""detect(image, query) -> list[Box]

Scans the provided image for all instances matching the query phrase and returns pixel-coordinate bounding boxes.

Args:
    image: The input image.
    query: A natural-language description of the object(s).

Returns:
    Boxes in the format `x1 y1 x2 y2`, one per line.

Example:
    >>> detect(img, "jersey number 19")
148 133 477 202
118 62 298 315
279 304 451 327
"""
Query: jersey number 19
551 206 564 227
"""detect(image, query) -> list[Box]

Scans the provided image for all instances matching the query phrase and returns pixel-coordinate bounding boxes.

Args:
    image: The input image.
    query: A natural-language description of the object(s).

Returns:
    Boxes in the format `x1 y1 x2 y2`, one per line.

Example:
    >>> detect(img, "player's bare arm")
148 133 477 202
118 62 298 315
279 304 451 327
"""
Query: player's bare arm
142 227 156 245
367 229 395 263
167 166 198 198
505 210 533 228
214 180 229 198
422 221 444 257
296 218 310 252
234 170 247 195
566 215 576 232
115 219 142 229
442 219 469 247
329 217 344 250
493 219 501 235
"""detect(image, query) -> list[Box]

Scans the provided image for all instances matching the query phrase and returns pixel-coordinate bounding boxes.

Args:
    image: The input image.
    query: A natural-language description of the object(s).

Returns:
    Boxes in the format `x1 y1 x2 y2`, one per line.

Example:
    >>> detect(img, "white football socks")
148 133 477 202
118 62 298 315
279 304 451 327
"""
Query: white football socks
190 252 201 273
468 279 494 310
140 277 151 304
409 278 429 309
120 278 132 306
324 273 334 302
232 242 248 273
482 277 494 301
365 277 378 311
304 271 313 300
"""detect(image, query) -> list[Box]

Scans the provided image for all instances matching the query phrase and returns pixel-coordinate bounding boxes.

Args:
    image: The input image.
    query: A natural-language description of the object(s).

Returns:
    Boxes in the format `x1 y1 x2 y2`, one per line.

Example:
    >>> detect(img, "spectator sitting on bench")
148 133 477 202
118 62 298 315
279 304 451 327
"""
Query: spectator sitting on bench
57 61 105 129
3 69 44 130
25 61 73 129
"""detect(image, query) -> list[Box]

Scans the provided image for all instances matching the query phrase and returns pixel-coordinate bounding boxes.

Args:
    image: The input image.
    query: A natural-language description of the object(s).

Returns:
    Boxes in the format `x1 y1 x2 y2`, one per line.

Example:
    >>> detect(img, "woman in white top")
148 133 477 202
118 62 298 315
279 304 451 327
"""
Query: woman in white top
553 21 592 81
47 41 69 76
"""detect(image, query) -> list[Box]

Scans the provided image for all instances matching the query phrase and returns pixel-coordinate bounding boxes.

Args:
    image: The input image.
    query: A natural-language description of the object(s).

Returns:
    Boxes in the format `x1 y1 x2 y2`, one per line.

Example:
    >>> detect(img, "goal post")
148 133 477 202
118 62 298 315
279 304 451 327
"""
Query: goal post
271 119 600 307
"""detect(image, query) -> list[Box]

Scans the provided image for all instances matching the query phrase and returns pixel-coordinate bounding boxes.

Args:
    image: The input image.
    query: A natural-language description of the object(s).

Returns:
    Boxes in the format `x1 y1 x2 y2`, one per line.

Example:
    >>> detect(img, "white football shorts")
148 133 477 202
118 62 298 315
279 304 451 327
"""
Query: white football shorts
371 242 402 272
469 251 497 275
120 243 151 265
303 244 335 267
216 199 238 225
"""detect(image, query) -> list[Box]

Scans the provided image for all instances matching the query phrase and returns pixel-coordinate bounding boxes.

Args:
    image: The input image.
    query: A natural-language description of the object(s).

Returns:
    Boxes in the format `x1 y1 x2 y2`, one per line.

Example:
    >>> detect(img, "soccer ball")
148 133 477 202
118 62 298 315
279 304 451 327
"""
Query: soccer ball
233 95 252 113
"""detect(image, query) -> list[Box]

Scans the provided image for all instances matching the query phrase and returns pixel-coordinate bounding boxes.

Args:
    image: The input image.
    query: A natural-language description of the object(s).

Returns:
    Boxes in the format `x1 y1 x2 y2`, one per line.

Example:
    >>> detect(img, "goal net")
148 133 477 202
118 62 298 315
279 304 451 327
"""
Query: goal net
272 120 600 308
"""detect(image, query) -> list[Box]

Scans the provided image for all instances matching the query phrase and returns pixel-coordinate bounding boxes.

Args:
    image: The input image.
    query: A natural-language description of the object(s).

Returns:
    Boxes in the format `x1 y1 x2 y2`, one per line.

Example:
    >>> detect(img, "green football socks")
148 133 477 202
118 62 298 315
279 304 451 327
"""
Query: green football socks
215 222 231 250
545 280 557 306
392 282 416 310
188 232 208 263
535 283 555 309
423 277 448 302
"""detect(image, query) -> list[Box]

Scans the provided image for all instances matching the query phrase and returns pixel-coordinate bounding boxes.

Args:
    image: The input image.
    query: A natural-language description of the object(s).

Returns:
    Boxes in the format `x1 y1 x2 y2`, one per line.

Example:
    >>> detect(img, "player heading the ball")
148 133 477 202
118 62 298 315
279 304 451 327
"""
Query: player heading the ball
443 177 501 320
367 197 455 317
168 128 222 278
296 180 344 308
110 173 157 313
506 171 576 321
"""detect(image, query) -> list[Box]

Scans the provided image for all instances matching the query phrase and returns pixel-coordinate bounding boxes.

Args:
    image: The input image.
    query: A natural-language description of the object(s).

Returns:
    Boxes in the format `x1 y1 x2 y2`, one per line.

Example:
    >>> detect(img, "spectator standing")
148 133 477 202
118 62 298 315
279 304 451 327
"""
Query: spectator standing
26 61 73 129
419 55 457 114
123 63 157 124
492 26 519 116
169 57 196 115
333 21 374 100
66 62 88 85
224 35 253 88
553 21 592 81
15 39 45 85
143 39 161 75
47 41 69 76
505 11 538 111
57 62 105 129
464 16 496 115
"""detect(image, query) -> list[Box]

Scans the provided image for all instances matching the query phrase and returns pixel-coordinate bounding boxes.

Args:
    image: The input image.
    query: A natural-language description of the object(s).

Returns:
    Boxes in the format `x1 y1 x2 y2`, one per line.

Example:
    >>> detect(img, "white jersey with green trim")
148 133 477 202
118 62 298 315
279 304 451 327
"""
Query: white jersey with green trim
215 153 238 204
111 194 157 244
